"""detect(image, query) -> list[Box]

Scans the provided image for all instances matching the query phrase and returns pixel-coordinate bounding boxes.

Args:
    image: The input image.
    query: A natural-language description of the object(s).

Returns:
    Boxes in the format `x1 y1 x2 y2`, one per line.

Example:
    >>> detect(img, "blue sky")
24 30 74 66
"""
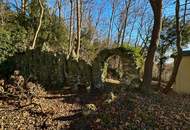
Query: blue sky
8 0 190 50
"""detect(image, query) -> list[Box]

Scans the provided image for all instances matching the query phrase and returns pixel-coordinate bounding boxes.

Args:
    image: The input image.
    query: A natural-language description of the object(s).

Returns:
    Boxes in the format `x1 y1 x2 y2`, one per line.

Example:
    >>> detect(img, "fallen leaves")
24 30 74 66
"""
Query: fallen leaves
0 70 190 129
0 71 81 129
85 89 190 130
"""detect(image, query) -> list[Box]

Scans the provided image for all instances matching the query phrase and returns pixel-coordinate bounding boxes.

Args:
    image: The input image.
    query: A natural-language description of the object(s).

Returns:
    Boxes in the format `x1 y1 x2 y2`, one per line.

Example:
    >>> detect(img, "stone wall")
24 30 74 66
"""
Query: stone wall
14 50 66 89
1 49 92 90
0 47 141 90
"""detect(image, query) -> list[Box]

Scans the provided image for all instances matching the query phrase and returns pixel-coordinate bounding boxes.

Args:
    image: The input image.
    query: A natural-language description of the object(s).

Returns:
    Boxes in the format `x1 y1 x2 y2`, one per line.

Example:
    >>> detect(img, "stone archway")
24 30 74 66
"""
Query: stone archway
105 55 123 81
92 47 141 89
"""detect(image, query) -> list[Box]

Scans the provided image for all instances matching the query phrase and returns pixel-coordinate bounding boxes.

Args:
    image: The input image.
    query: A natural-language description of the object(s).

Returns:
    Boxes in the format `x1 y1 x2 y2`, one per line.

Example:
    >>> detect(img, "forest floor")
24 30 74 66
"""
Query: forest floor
0 73 190 130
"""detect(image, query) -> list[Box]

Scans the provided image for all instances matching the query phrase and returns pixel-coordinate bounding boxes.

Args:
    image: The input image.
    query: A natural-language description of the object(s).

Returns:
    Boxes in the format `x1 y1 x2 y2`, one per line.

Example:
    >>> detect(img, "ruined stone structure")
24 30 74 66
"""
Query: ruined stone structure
92 47 141 89
0 47 141 90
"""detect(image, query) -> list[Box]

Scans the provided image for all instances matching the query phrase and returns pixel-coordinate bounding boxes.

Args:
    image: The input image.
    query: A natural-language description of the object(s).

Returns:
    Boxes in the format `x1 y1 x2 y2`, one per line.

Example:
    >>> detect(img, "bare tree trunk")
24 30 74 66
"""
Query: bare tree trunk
71 1 77 58
107 9 114 47
57 0 62 23
141 0 162 92
21 0 27 15
90 2 104 45
117 23 122 45
31 0 44 49
158 50 164 88
118 0 131 46
0 2 5 25
158 61 163 88
164 0 182 93
121 0 131 46
107 0 118 47
120 17 127 46
183 0 188 25
76 0 81 61
67 0 74 59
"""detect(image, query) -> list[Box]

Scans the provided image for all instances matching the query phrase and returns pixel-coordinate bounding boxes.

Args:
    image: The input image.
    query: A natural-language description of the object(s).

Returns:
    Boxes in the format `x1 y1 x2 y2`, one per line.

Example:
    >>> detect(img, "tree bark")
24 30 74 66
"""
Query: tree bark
141 0 162 92
164 0 182 93
21 0 27 15
158 52 164 88
67 0 74 59
107 8 114 47
31 0 44 49
117 0 131 46
90 2 104 45
58 0 62 23
76 0 81 61
107 0 118 47
183 0 188 25
158 61 162 88
121 0 131 46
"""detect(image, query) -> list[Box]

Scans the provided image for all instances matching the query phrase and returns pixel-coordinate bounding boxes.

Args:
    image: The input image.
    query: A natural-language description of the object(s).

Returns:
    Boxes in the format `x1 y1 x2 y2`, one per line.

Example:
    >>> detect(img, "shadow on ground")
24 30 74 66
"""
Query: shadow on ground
49 81 129 130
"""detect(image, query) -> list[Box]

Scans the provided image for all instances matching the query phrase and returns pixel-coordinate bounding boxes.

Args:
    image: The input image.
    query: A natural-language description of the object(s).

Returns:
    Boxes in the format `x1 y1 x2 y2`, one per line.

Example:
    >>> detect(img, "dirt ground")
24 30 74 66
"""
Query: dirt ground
0 73 190 130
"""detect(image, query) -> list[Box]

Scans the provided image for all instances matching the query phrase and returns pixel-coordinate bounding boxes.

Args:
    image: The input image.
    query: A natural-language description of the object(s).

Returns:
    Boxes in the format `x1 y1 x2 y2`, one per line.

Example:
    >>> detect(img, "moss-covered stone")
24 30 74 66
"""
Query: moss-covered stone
0 47 141 91
92 47 141 89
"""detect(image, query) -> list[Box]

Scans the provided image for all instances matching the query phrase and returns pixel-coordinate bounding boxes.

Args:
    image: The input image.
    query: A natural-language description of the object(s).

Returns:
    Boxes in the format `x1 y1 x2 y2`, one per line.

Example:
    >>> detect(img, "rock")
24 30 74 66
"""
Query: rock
14 70 20 76
0 86 4 93
0 79 5 86
82 104 97 116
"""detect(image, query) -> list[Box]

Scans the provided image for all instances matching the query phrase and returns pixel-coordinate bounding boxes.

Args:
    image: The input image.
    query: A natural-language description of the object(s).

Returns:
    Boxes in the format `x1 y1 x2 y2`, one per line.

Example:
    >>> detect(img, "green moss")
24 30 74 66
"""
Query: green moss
101 62 108 82
122 44 143 69
92 47 142 89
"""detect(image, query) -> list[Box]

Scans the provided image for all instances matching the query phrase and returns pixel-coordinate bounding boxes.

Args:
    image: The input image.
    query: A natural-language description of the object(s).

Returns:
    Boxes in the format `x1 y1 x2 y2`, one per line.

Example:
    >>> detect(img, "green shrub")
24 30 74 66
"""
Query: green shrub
0 24 28 63
0 28 14 62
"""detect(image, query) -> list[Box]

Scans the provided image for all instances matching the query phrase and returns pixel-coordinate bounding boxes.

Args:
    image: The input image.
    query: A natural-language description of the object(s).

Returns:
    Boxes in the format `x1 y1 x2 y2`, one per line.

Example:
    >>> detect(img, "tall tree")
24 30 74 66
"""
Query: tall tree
67 0 74 59
117 0 132 46
90 1 104 45
157 18 172 88
183 0 189 25
21 0 27 15
120 0 132 46
57 0 62 23
141 0 162 91
31 0 44 49
107 0 118 46
76 0 81 61
0 1 6 25
164 0 182 93
157 43 168 88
